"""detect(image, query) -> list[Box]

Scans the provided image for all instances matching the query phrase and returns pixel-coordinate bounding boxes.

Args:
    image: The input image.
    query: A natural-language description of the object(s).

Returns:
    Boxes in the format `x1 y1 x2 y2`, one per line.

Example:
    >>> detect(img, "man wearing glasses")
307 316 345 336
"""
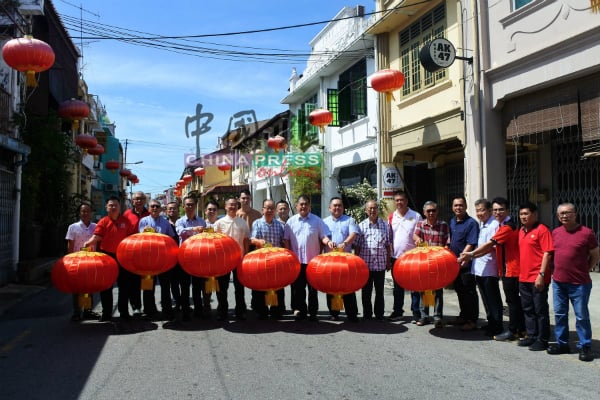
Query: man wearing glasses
413 201 449 327
139 199 177 320
123 191 150 316
548 203 599 361
204 200 220 229
250 198 286 319
175 196 207 321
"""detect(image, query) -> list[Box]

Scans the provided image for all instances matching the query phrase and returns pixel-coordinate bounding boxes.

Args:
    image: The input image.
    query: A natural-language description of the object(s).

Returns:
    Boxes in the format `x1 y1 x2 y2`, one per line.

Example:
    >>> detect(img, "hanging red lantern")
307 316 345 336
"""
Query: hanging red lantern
176 179 185 186
51 250 119 309
371 69 405 102
267 135 287 151
127 173 137 181
182 174 193 184
119 168 132 178
117 231 179 290
392 246 459 305
238 247 300 306
131 177 139 185
194 167 206 177
75 134 98 154
2 35 55 87
308 109 333 133
58 99 90 131
105 160 120 173
306 251 369 311
217 163 231 175
178 232 242 293
87 144 104 158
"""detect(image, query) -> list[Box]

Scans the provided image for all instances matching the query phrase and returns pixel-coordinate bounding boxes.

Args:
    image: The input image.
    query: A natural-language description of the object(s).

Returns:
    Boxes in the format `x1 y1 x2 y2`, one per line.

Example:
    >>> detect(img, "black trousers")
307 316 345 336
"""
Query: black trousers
519 281 550 342
117 265 140 317
158 268 177 315
475 275 504 333
216 270 246 318
361 270 385 319
291 264 318 317
326 293 358 318
454 268 479 322
391 258 405 314
502 276 525 334
252 288 285 317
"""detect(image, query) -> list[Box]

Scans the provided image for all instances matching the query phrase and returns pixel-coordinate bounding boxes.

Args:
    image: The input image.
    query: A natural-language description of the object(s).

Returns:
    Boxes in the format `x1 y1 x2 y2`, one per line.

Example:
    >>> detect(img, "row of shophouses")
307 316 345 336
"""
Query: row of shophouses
0 1 127 284
180 0 600 233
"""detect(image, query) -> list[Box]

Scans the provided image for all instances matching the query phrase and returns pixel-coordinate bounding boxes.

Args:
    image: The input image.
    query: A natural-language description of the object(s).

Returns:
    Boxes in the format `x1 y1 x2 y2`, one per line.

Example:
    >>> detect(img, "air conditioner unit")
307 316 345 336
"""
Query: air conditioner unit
104 183 117 191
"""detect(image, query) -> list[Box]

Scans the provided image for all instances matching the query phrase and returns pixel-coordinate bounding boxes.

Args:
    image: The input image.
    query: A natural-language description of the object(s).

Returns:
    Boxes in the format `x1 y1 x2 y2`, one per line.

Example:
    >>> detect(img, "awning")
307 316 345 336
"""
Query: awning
202 184 249 196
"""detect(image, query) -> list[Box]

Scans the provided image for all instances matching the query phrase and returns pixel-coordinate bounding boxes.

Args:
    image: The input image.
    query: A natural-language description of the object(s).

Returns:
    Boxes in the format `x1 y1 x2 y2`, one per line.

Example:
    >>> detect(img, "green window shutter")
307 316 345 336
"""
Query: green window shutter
327 89 339 127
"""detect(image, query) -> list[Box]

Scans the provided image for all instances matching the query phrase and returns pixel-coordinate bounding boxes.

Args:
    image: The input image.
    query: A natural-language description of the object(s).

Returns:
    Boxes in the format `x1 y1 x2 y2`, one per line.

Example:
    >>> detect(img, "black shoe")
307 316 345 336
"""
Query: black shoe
82 310 100 320
547 343 571 355
387 311 404 321
294 313 307 321
99 314 113 322
518 337 535 347
528 340 548 351
308 315 318 321
235 314 246 321
494 331 518 341
579 347 594 362
329 315 340 321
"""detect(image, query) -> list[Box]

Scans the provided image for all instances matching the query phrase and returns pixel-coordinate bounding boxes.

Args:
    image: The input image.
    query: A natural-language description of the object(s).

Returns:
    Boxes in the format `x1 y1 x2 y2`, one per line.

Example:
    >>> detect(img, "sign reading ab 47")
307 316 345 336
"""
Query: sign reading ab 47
253 153 321 168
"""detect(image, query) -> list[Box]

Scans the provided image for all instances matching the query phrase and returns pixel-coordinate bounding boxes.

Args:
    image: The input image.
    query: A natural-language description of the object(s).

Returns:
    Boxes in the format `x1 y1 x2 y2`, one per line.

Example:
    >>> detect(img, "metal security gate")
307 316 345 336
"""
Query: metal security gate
506 151 537 218
0 166 15 284
551 127 600 238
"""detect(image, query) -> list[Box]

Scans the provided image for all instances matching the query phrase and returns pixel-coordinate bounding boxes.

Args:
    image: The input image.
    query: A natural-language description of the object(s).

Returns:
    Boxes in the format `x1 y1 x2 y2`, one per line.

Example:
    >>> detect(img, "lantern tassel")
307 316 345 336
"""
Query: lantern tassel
593 0 600 13
265 290 278 307
319 126 326 134
25 71 37 87
141 275 154 291
78 293 92 309
205 276 220 293
385 92 396 102
331 294 344 311
422 290 435 307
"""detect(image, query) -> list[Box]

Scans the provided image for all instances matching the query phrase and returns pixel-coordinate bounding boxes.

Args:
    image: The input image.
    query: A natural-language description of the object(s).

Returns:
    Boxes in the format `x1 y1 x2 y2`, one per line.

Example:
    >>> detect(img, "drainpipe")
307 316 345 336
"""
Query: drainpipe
472 0 483 198
12 153 27 277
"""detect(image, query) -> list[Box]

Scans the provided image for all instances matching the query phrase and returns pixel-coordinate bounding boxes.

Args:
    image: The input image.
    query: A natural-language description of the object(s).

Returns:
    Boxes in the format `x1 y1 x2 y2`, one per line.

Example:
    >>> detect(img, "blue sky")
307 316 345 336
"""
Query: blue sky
53 0 373 197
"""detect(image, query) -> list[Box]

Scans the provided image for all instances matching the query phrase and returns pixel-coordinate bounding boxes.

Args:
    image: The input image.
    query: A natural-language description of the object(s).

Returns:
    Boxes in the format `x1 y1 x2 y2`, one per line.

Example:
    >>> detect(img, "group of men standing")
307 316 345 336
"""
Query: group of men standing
64 189 598 362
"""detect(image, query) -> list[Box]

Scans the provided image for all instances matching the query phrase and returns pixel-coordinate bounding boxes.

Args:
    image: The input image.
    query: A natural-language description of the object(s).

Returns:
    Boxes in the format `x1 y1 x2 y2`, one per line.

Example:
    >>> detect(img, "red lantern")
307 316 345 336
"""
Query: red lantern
217 163 231 175
127 173 137 181
119 168 132 178
306 251 369 311
371 69 405 102
176 179 185 186
308 109 333 133
75 134 98 154
182 174 193 184
194 167 206 177
267 135 287 151
87 144 105 158
58 99 90 131
105 160 120 173
117 232 179 290
392 245 459 292
178 232 242 293
51 250 119 309
238 247 300 306
2 35 55 87
131 177 140 185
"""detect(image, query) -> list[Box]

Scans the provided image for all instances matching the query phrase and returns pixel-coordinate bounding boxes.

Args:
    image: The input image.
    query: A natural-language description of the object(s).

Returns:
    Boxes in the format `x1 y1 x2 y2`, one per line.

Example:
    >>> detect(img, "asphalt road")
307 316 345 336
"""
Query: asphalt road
1 274 600 400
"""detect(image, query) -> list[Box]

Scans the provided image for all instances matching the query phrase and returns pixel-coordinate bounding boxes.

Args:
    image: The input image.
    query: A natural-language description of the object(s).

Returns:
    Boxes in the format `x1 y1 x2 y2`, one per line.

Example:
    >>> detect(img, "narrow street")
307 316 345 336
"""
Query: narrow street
1 275 599 400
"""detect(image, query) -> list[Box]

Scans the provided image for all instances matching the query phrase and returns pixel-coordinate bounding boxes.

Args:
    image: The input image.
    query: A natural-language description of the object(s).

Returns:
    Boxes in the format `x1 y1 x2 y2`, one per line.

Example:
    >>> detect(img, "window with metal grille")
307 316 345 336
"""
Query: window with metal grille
337 58 367 127
399 3 446 96
327 89 339 127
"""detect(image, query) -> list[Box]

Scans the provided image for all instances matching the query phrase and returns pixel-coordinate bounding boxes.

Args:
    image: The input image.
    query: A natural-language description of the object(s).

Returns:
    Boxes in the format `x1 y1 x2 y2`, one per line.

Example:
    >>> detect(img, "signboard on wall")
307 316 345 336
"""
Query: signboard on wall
382 164 402 198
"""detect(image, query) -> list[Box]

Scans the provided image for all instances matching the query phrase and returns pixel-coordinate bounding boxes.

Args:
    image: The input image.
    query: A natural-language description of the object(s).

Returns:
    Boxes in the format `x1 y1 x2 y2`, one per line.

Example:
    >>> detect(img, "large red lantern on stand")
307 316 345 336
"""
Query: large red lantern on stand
51 250 119 309
117 231 179 290
2 35 55 87
238 247 300 306
392 245 459 306
306 251 369 311
75 134 98 154
371 69 405 102
58 99 90 131
178 232 242 293
105 160 120 173
308 109 333 133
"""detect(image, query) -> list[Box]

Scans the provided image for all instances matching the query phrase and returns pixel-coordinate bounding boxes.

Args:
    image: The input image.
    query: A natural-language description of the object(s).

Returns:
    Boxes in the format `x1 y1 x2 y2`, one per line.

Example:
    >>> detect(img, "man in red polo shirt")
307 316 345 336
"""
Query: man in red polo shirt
84 196 137 321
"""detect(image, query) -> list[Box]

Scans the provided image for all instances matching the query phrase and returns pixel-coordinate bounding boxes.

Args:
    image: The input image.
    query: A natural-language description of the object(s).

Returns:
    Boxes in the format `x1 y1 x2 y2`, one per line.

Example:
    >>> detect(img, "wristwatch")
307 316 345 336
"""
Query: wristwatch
539 271 545 277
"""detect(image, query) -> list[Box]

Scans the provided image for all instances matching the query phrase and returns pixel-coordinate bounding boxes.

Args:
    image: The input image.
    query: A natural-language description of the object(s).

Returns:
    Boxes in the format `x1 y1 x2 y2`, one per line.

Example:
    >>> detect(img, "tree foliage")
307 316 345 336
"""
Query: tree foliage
338 179 387 223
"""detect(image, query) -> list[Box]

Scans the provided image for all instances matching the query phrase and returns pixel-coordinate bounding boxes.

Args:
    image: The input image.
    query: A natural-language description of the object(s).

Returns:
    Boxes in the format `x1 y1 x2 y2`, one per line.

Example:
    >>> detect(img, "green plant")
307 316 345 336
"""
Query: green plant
289 166 321 199
338 179 387 223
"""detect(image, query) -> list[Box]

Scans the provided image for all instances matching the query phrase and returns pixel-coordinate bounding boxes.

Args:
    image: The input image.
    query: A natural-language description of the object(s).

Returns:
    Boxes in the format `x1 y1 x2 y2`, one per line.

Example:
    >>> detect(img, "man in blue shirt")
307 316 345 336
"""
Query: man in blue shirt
322 197 360 322
284 195 334 321
448 196 479 331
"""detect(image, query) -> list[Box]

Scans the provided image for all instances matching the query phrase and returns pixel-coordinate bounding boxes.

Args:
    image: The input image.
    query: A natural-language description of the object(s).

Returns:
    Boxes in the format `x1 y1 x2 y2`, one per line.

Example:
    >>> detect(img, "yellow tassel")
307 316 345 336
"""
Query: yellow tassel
422 291 435 307
592 0 600 13
205 276 220 293
319 125 326 133
331 294 344 311
265 290 278 307
78 293 92 309
385 92 396 102
141 275 154 291
25 70 37 87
